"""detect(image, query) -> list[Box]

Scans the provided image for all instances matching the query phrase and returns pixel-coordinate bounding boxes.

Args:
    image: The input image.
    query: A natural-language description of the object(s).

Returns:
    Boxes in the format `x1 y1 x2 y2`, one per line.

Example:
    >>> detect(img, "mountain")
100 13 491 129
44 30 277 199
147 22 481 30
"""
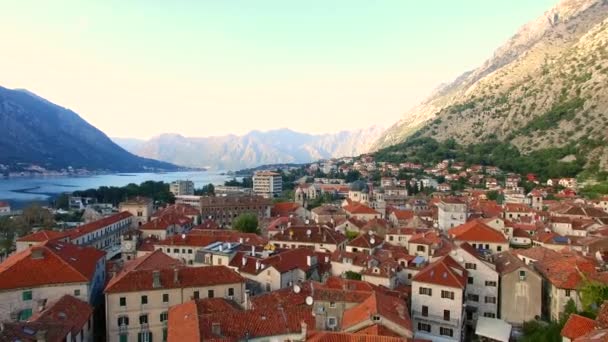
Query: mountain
0 86 179 172
114 127 385 170
373 0 608 169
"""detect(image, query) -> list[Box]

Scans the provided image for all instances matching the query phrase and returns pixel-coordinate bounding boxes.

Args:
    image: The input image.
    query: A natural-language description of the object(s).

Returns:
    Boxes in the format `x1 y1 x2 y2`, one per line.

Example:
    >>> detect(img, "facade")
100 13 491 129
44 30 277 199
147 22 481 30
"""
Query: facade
269 226 347 253
0 242 106 321
311 205 347 224
493 251 542 326
119 197 153 227
66 211 133 257
448 220 509 255
15 230 69 252
175 195 202 207
170 180 194 196
252 171 283 199
200 195 271 227
0 201 10 215
411 256 467 342
437 198 467 231
104 251 245 342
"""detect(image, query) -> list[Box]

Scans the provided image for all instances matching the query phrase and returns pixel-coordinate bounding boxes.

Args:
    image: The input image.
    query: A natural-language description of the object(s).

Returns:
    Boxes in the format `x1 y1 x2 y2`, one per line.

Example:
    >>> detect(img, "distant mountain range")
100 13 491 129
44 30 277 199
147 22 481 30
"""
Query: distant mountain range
0 86 179 172
373 0 608 170
113 127 385 170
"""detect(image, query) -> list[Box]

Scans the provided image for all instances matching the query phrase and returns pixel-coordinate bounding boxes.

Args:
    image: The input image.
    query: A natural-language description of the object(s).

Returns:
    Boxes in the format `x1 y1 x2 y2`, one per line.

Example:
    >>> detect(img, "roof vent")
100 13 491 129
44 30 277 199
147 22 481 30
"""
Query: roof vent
211 322 221 336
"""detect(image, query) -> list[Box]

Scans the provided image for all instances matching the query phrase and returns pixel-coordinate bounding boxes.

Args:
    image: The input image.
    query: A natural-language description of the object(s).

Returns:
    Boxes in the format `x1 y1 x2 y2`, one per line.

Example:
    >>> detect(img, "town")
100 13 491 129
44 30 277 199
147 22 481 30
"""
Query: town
0 153 607 342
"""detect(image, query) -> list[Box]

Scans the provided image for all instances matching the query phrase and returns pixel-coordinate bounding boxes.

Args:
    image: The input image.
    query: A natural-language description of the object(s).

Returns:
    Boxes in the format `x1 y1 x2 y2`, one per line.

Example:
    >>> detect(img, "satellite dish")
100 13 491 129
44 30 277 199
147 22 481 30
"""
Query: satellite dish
368 231 373 236
306 229 312 236
181 234 186 239
305 296 314 306
370 238 375 244
457 256 464 263
294 285 301 293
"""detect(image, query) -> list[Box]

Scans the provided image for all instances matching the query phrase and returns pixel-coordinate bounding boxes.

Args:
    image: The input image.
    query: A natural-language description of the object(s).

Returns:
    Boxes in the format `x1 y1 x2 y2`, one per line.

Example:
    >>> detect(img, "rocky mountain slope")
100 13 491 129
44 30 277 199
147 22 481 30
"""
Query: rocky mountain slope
114 127 384 170
374 0 608 169
0 86 178 172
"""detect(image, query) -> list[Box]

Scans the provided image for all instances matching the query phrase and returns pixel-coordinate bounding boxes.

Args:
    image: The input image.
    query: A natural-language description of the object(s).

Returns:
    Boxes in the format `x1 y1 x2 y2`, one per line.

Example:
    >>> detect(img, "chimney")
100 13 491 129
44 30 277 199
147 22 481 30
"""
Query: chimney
36 329 47 342
173 268 179 284
300 321 308 340
307 255 312 267
31 247 44 259
152 270 161 288
211 322 221 336
251 245 255 256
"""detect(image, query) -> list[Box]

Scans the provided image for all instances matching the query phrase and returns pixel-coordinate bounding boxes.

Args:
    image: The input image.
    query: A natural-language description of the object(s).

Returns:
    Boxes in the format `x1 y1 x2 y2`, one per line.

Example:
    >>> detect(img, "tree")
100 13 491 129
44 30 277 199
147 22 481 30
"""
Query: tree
54 193 70 210
344 271 362 281
580 280 608 315
233 213 259 234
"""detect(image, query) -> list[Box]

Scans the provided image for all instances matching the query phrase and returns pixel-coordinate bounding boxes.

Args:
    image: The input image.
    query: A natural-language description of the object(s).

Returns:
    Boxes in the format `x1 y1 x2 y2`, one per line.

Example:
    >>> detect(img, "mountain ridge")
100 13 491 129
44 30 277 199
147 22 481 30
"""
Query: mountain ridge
113 126 385 170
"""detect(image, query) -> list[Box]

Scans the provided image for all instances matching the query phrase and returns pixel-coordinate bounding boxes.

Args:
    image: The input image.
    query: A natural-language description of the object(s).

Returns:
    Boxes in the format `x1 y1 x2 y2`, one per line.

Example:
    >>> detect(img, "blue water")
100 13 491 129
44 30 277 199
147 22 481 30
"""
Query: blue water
0 171 235 208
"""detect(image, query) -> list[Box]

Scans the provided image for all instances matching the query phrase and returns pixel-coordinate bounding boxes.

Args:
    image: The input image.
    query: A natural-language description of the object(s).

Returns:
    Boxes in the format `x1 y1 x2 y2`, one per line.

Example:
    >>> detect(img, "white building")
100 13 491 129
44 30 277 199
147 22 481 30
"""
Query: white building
253 171 283 199
170 180 195 196
411 255 467 342
437 198 467 231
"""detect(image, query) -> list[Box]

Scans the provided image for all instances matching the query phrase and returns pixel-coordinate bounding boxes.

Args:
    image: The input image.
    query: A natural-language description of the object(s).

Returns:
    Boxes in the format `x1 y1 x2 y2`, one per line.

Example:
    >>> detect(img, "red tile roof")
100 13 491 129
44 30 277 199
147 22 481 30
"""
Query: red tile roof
561 314 596 340
342 291 412 335
270 226 347 246
67 211 132 239
448 220 507 243
271 202 302 217
535 254 599 289
412 255 467 289
348 233 383 249
157 229 267 247
392 210 415 220
105 256 243 293
153 203 200 218
344 203 380 215
141 213 192 231
0 241 105 290
307 332 413 342
17 230 69 243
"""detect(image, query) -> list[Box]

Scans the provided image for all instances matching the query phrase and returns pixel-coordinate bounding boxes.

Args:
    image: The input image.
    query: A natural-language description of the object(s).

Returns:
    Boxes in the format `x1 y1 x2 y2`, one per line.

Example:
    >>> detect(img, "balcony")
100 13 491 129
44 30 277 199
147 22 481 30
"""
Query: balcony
118 325 129 334
412 310 461 328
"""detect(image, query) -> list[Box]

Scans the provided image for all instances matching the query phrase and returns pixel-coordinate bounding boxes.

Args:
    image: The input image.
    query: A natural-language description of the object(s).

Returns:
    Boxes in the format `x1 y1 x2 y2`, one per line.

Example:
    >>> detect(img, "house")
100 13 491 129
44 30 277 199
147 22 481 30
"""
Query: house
15 230 69 252
0 295 94 342
411 255 467 342
348 180 371 204
0 241 106 321
334 217 367 235
330 249 376 278
408 231 453 262
65 211 133 257
139 213 192 240
450 244 499 323
343 202 382 221
270 202 306 218
389 210 416 226
294 183 319 207
346 233 383 254
269 226 347 253
560 314 596 342
119 197 153 227
311 205 347 225
448 220 509 255
437 198 467 231
0 201 10 215
503 203 535 221
385 228 427 248
104 250 245 342
493 251 542 326
152 203 201 225
199 195 272 227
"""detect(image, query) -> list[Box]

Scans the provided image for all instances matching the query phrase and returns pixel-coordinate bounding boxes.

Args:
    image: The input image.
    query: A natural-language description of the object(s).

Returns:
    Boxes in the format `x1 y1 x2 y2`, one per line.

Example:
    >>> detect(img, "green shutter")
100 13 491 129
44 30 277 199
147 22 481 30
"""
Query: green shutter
22 291 32 301
19 308 32 321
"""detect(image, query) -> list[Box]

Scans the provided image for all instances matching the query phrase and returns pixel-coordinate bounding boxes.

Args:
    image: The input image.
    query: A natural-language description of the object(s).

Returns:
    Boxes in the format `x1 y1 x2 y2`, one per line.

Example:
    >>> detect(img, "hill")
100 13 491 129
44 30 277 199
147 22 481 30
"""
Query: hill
113 126 384 170
0 86 179 172
373 0 608 173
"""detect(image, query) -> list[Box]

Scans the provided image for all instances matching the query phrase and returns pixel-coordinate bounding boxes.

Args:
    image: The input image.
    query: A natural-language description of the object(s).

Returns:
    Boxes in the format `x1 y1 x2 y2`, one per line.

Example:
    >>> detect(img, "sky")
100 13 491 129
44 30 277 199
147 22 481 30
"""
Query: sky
0 0 556 139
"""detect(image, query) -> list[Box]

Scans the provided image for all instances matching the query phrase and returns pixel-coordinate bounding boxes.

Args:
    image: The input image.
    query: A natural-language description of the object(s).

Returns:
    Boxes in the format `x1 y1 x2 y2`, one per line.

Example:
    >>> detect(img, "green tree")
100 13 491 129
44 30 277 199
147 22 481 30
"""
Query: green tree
344 271 362 281
54 193 70 210
233 213 259 234
580 280 608 315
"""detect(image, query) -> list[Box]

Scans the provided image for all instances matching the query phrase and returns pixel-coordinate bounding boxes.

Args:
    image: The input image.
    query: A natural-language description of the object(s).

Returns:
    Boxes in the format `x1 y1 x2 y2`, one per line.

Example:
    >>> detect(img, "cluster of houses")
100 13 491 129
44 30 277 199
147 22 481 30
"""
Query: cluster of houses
0 155 608 342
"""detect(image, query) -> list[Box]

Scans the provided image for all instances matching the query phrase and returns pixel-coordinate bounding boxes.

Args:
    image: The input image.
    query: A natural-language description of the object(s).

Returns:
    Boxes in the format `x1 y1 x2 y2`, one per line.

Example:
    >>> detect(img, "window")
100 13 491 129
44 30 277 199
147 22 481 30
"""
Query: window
419 287 432 296
139 314 148 325
440 327 454 337
441 290 454 300
141 295 148 305
119 334 128 342
208 290 214 298
188 249 193 254
193 291 200 299
485 296 497 304
468 277 474 284
485 281 497 287
484 312 496 318
444 310 451 321
228 288 234 297
137 331 152 342
417 245 425 252
497 246 502 252
19 308 33 321
565 289 571 297
74 289 81 296
422 305 428 317
160 311 168 322
120 297 127 307
467 294 479 302
465 263 476 270
327 317 337 327
173 248 179 253
118 316 129 326
417 323 431 332
519 270 526 280
330 302 336 308
162 294 169 303
22 291 32 301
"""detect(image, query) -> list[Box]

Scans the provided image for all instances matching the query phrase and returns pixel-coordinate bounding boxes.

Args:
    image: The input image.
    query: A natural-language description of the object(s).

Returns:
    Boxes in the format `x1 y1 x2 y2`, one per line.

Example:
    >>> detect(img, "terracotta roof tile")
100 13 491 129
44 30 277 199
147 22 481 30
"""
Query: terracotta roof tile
17 230 69 243
67 211 132 239
448 220 507 243
562 314 596 340
412 255 467 289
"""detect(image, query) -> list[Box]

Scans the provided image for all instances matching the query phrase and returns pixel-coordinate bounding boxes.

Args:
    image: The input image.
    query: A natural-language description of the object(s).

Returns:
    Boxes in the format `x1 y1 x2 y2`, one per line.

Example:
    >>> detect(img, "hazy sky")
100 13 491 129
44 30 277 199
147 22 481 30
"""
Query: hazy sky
0 0 555 139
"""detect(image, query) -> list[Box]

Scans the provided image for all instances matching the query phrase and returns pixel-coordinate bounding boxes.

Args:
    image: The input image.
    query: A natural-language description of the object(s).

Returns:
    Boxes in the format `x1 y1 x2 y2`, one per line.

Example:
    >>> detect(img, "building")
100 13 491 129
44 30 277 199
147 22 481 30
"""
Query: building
437 198 468 231
175 195 202 207
343 202 382 221
170 180 194 196
214 185 253 196
448 220 509 255
65 211 133 258
311 205 347 225
139 213 192 240
269 226 347 253
0 201 10 215
0 295 94 342
200 195 271 227
119 197 153 227
411 255 467 342
493 251 542 326
253 171 283 199
104 250 246 342
15 230 69 252
0 241 106 321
